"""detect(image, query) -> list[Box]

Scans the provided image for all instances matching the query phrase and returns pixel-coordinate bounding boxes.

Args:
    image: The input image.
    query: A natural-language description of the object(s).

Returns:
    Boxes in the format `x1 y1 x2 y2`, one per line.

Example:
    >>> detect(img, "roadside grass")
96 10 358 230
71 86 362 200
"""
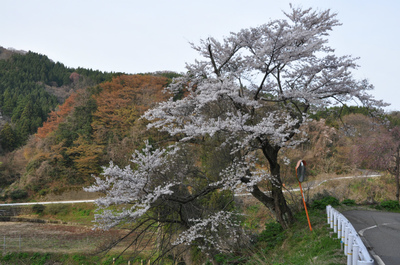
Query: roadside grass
28 203 96 225
310 172 396 204
46 203 95 225
240 196 275 232
0 252 146 265
0 200 348 265
247 209 346 265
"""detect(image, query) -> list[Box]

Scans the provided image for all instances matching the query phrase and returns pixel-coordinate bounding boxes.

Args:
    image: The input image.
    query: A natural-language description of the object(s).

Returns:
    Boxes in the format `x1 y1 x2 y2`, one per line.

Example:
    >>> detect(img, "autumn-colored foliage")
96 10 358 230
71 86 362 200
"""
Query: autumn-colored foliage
36 92 79 138
92 75 170 139
66 135 103 177
16 74 172 193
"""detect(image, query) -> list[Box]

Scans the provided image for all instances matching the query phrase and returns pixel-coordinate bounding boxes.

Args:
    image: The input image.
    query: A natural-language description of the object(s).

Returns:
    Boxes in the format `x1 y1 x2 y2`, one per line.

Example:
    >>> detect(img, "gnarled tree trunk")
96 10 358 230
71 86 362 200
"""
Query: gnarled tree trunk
249 143 295 229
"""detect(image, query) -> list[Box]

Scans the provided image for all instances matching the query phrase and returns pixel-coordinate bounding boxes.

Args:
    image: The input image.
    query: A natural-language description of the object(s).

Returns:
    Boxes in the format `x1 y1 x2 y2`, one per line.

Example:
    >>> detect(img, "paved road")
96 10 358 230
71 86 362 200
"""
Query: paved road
234 172 381 196
343 210 400 265
296 173 381 192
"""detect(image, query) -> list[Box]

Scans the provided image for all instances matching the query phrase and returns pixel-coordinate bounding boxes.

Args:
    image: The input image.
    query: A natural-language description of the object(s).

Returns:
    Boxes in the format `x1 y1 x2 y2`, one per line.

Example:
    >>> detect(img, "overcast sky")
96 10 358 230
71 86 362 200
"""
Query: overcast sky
2 0 400 111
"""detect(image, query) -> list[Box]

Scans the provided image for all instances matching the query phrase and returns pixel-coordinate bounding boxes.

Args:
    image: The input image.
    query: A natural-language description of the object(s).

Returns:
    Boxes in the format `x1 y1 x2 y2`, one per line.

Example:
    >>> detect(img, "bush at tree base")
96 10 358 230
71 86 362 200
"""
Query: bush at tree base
311 194 340 210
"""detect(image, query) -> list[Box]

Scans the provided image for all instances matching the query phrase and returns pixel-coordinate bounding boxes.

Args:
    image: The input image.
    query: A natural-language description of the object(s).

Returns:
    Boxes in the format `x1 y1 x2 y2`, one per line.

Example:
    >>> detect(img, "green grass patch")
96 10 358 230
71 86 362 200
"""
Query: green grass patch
39 203 96 225
243 204 265 230
0 252 146 265
247 209 346 265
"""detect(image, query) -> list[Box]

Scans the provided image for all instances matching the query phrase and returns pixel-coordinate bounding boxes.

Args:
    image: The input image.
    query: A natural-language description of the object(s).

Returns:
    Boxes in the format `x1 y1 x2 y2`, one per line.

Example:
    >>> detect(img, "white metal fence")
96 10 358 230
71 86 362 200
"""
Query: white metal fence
326 205 374 265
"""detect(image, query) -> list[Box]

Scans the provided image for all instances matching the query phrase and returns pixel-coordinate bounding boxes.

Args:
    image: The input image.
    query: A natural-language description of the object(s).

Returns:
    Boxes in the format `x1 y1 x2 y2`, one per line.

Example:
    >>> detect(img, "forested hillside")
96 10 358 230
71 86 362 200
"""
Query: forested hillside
0 65 178 198
0 46 399 202
27 74 172 190
0 47 117 151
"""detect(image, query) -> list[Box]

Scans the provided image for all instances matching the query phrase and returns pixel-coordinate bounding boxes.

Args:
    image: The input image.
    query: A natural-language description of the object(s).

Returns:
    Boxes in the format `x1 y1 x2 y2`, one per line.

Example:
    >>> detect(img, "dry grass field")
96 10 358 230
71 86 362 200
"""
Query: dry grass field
0 221 129 254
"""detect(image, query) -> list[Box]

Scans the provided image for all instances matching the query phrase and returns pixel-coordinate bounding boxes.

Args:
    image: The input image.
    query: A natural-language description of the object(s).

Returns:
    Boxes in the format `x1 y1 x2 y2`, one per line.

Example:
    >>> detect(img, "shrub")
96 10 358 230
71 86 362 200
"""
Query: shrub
32 204 46 214
45 204 70 216
311 195 339 210
342 199 356 206
380 200 400 211
9 189 28 200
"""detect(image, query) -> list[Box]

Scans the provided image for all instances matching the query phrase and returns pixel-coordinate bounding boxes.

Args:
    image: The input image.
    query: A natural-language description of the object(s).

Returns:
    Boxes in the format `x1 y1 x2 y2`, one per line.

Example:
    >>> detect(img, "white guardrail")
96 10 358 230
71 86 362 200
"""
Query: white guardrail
326 205 374 265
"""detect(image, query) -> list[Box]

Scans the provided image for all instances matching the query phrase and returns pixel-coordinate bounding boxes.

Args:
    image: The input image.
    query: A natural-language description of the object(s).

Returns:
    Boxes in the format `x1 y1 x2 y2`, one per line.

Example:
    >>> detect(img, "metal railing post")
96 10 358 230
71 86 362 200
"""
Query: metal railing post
334 210 338 233
341 219 346 246
344 225 349 255
326 205 331 225
337 216 342 239
353 244 359 265
326 205 374 265
347 233 354 265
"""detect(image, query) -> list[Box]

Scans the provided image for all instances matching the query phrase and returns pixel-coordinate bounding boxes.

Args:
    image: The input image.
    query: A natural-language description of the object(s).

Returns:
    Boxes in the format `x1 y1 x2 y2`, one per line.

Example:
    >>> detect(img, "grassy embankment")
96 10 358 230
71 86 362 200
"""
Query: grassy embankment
0 206 347 265
0 201 348 264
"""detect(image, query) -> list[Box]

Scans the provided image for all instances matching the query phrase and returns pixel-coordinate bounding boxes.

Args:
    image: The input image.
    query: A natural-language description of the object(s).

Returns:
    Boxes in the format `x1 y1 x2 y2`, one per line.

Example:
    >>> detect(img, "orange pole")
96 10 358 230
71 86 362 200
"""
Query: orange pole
298 180 312 231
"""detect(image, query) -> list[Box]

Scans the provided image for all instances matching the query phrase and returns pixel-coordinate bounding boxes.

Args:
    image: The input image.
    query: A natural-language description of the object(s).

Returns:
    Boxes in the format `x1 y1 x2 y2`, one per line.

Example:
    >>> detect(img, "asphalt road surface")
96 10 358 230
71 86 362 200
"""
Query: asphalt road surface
343 210 400 265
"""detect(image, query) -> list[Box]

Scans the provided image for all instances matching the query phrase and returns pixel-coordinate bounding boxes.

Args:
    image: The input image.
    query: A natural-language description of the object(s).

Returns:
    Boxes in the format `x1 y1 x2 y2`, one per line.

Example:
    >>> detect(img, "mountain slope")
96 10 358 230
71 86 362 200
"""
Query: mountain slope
0 47 116 151
13 73 172 198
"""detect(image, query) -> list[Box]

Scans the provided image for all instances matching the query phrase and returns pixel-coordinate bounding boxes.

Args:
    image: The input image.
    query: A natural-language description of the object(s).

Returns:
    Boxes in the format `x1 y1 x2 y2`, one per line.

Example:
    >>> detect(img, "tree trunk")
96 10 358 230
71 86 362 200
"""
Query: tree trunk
256 144 294 229
271 185 294 229
249 183 293 229
269 162 294 229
